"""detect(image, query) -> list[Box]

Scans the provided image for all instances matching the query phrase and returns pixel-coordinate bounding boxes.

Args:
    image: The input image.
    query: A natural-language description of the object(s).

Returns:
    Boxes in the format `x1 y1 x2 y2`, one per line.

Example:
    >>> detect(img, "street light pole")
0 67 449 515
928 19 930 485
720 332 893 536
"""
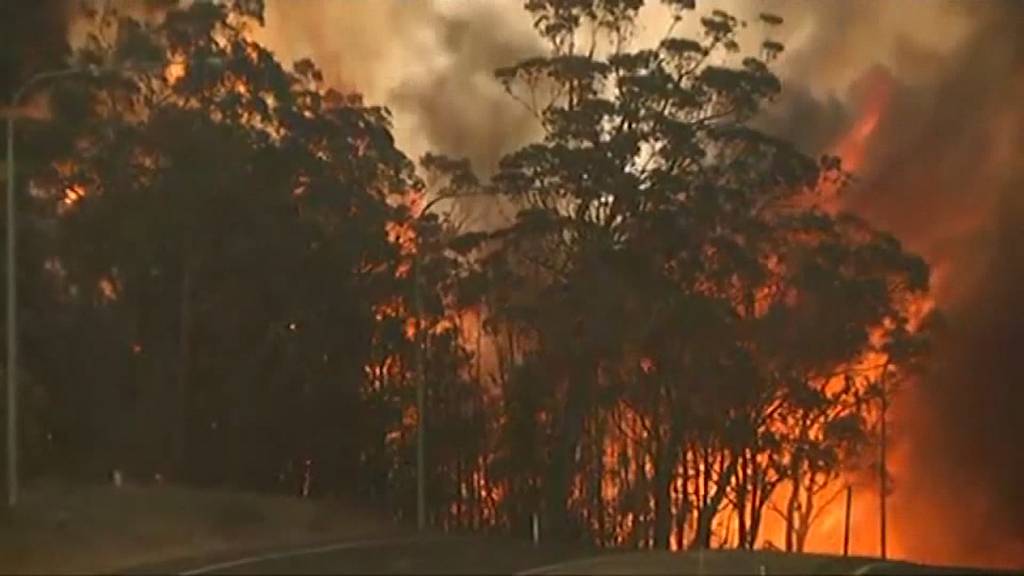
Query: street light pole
6 67 102 509
878 362 890 561
4 62 168 508
413 252 426 532
412 196 441 532
5 99 17 509
6 68 86 509
411 194 461 532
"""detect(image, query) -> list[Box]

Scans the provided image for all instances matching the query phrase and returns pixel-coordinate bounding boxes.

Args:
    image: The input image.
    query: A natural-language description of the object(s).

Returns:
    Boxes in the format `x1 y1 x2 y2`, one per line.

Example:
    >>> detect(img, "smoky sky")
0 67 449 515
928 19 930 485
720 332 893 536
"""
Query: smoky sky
1 0 72 101
386 2 541 228
761 0 1024 565
388 2 540 175
257 0 542 228
846 2 1024 565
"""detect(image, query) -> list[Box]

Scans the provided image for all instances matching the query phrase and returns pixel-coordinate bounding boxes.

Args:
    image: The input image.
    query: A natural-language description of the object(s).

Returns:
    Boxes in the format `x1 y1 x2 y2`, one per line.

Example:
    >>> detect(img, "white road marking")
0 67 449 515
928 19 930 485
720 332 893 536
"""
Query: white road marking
852 561 890 575
182 539 903 576
179 535 420 575
522 555 899 575
517 556 602 575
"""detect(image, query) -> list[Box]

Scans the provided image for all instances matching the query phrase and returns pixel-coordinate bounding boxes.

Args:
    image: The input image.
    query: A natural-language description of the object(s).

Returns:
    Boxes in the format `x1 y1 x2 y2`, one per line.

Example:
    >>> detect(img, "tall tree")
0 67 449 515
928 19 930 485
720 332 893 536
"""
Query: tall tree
453 0 931 548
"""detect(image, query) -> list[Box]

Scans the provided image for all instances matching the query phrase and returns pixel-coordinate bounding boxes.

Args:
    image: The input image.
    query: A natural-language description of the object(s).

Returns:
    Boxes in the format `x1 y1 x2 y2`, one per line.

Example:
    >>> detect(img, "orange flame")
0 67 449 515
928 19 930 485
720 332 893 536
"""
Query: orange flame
165 59 187 85
833 71 893 174
62 184 85 205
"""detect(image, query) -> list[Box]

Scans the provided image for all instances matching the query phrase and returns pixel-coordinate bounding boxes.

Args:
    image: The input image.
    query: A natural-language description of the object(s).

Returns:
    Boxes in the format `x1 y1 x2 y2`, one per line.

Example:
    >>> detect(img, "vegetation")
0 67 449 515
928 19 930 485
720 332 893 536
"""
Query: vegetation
3 0 930 553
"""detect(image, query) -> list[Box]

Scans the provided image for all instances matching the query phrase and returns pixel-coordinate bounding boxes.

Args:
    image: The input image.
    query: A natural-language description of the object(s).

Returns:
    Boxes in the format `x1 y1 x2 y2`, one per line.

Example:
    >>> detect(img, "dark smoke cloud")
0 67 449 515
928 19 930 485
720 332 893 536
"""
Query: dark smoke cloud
389 3 541 176
257 0 540 228
0 0 72 101
916 174 1024 566
875 6 1024 564
774 1 1024 566
755 84 851 161
751 0 1022 565
387 2 542 229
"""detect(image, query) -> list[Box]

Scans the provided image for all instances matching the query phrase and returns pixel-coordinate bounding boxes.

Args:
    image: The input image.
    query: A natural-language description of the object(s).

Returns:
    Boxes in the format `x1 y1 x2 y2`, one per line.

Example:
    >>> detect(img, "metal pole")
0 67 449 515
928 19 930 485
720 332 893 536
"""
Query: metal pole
5 69 83 510
414 252 426 532
879 365 889 560
2 63 167 509
843 485 852 557
410 195 455 532
5 109 18 509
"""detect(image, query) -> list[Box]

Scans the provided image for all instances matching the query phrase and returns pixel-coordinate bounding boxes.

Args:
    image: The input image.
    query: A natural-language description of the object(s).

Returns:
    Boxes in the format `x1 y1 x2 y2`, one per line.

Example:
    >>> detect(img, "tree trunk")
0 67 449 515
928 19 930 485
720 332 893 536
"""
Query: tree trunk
653 452 674 548
795 510 811 552
736 449 749 548
750 496 765 548
748 464 767 549
653 415 681 549
544 360 592 542
592 410 606 546
675 448 690 550
784 467 800 552
701 446 712 512
173 258 193 480
690 454 738 549
795 471 817 553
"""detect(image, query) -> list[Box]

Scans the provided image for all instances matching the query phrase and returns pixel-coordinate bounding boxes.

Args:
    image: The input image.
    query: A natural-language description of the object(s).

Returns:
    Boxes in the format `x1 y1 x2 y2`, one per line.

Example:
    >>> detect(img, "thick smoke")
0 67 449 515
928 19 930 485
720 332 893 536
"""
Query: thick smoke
845 2 1024 566
1 0 72 101
256 0 541 169
257 0 541 227
387 2 540 175
760 1 1024 566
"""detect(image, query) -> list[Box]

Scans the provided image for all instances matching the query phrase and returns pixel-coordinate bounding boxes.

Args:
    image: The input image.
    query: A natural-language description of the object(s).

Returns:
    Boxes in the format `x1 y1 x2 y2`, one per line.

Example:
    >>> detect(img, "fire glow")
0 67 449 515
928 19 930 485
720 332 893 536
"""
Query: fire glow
833 78 891 174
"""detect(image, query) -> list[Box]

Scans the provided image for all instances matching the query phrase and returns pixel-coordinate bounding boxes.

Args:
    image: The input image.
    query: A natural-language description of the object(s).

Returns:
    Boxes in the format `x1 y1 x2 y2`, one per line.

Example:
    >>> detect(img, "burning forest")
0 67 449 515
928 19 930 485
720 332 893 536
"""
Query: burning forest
1 0 1021 572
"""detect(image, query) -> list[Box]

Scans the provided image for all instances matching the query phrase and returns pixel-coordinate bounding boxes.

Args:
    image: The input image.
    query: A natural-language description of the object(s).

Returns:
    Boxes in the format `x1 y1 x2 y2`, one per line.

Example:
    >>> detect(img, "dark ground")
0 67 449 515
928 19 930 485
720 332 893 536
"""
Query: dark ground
132 536 1018 575
129 534 599 575
4 483 1015 575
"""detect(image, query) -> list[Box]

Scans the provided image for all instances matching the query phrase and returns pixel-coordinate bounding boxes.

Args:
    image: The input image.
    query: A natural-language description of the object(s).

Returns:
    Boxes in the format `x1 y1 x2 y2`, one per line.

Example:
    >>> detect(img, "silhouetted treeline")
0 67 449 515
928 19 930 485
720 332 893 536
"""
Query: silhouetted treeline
3 0 931 551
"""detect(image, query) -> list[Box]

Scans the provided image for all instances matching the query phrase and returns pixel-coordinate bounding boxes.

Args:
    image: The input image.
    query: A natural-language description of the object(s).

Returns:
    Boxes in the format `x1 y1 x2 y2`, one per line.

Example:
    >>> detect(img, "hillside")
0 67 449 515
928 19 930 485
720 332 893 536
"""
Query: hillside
0 480 397 574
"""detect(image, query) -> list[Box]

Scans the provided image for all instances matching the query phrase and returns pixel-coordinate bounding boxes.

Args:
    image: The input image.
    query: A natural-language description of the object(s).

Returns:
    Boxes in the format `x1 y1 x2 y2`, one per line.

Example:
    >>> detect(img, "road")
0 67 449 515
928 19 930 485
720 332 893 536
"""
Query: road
517 550 1008 575
129 534 598 575
131 537 1015 575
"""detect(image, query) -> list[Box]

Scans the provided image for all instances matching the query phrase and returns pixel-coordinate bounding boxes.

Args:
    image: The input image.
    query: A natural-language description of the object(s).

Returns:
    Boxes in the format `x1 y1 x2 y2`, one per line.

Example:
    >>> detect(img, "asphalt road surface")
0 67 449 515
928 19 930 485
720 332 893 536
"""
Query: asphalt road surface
131 536 1016 575
130 535 597 575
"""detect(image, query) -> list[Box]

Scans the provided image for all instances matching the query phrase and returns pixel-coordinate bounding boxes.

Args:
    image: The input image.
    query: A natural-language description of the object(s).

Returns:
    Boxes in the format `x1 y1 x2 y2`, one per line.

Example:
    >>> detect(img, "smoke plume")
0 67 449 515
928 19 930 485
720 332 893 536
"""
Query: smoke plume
761 0 1024 566
848 2 1024 566
1 0 73 101
257 1 541 172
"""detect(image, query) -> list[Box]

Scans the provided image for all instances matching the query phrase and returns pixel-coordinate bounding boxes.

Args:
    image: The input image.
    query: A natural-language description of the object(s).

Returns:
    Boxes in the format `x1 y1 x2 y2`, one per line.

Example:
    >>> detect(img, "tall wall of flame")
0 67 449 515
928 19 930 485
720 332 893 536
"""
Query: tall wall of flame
763 1 1023 565
841 2 1024 566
